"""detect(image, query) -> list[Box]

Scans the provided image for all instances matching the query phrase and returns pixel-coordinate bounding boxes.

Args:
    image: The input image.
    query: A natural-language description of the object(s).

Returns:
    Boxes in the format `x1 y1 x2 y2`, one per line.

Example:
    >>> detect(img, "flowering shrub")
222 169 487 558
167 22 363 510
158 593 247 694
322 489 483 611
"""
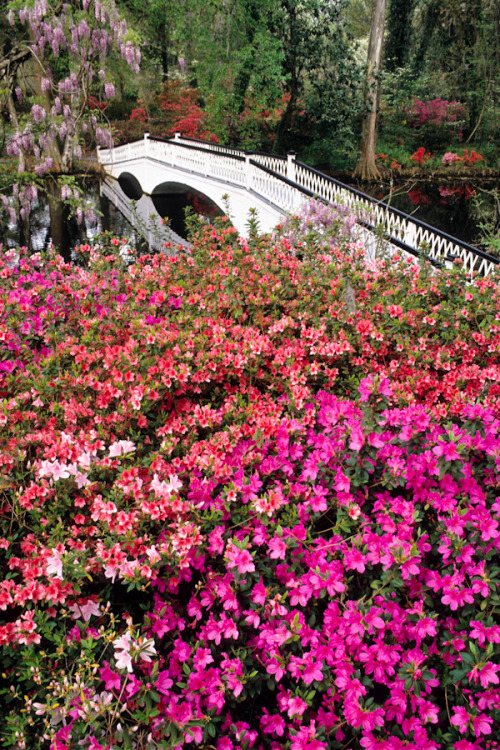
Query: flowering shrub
408 188 433 207
407 99 464 128
111 84 219 146
406 98 465 150
442 151 484 168
129 107 148 123
1 207 500 748
410 147 432 166
225 93 296 151
462 150 484 167
442 152 463 166
375 153 402 170
439 185 477 202
156 81 218 141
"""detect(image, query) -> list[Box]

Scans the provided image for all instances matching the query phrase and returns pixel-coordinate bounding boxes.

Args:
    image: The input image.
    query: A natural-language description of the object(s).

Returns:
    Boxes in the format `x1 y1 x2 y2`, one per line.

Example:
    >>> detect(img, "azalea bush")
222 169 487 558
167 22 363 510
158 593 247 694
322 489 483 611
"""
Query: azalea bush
442 151 484 168
1 205 500 749
410 147 433 166
405 99 466 151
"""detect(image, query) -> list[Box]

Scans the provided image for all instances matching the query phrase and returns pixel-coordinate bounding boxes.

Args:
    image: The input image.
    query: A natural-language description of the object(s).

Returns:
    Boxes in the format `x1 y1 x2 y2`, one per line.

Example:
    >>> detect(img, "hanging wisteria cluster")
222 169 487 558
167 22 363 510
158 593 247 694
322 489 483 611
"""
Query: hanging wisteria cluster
4 0 140 222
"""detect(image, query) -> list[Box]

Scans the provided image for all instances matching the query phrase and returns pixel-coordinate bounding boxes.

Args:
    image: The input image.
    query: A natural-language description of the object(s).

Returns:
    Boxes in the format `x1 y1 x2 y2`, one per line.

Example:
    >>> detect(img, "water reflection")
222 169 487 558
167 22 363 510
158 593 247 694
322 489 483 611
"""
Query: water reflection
2 177 223 258
100 178 189 252
2 175 494 257
2 179 133 260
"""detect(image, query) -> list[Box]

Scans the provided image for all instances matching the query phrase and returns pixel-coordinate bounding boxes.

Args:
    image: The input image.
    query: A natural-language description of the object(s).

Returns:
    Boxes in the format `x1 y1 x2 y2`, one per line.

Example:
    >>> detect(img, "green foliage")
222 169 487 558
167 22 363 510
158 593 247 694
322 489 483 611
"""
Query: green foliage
473 188 500 255
385 0 414 70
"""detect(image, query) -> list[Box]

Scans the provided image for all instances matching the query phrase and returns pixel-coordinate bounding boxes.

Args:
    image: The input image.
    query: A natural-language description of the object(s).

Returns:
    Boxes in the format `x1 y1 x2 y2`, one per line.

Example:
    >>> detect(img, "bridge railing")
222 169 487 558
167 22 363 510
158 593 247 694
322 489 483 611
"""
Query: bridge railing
98 134 499 277
171 133 290 177
290 161 499 277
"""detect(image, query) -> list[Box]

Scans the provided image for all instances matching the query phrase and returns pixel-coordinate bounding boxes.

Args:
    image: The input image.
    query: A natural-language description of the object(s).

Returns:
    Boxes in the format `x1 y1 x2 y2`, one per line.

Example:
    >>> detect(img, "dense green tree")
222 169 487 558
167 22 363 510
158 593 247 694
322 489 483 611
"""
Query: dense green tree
399 0 499 141
385 0 414 70
124 0 360 155
273 0 353 153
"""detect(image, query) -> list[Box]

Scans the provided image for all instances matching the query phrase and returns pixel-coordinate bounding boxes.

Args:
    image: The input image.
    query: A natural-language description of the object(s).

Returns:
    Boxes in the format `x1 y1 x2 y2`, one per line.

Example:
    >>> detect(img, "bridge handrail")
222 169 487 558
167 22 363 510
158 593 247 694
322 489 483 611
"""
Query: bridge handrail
168 139 499 269
171 135 289 175
249 160 442 265
292 160 498 264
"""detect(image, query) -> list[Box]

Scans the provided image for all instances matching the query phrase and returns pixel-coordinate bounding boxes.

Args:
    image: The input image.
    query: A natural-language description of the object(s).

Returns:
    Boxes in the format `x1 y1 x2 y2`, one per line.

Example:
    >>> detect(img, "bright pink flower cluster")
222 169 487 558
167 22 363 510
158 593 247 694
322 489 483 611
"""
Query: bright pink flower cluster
407 98 465 128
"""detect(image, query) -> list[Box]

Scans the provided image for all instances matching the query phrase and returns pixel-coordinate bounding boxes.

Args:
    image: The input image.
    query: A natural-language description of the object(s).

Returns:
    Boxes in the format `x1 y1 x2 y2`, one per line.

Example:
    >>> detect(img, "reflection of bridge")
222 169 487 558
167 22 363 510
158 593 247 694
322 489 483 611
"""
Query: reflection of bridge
101 178 189 252
98 134 499 277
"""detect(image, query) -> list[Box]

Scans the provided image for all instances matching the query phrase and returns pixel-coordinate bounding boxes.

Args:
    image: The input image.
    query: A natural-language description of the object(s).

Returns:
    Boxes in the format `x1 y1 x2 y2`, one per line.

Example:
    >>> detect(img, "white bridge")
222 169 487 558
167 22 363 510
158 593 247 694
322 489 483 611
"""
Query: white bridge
97 133 499 277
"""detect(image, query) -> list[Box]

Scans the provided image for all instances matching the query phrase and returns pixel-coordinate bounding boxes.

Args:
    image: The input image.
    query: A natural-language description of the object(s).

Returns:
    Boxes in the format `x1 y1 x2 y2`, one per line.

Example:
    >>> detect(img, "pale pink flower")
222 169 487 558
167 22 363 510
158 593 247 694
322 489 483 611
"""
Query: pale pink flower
69 599 100 622
46 549 64 578
108 440 136 457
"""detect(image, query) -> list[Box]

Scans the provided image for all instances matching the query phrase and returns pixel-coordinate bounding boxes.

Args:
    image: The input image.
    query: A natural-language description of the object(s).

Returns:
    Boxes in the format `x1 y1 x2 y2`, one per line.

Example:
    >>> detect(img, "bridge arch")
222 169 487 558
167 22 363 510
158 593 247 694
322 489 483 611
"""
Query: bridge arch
118 172 143 201
151 181 224 238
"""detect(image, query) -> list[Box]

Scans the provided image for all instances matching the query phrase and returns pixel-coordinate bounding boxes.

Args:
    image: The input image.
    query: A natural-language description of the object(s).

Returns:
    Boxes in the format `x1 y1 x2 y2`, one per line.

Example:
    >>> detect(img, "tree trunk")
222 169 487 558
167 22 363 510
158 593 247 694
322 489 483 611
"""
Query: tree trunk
353 0 387 180
6 93 25 172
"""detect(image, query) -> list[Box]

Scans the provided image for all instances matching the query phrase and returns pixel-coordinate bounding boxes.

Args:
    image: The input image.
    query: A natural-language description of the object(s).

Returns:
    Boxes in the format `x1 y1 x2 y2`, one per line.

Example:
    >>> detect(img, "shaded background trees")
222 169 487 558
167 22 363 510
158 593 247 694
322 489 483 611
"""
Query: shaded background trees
1 0 499 180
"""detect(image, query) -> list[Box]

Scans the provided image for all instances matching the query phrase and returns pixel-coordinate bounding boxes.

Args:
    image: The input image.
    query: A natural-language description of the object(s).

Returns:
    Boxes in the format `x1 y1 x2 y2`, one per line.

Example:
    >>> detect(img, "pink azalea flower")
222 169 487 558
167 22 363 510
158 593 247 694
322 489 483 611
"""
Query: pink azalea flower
225 542 255 574
157 671 174 694
108 439 136 457
46 548 64 579
69 599 100 622
472 713 492 736
113 632 133 672
450 706 470 733
268 536 287 559
287 695 308 717
359 375 375 401
99 661 121 691
261 709 285 736
349 423 364 451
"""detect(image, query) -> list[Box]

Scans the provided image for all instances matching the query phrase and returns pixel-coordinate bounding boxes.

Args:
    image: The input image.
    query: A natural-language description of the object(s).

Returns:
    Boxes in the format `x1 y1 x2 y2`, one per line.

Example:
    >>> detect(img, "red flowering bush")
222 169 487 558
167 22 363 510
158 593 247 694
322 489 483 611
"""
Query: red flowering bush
129 106 148 122
462 149 484 167
410 147 433 166
1 210 500 748
225 93 296 151
375 153 402 170
156 81 218 141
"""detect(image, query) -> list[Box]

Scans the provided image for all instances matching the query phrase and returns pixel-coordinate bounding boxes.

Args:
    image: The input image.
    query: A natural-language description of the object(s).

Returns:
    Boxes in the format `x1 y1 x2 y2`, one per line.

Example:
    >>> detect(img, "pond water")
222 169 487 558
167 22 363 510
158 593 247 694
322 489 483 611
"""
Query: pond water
1 175 494 258
1 177 224 260
1 180 133 261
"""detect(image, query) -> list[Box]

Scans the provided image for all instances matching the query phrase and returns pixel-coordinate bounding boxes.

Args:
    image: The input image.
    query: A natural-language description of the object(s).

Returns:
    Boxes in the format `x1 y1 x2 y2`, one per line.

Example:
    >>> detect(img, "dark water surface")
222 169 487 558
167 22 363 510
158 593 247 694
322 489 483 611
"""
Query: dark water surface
1 177 224 259
2 180 133 261
343 177 497 248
